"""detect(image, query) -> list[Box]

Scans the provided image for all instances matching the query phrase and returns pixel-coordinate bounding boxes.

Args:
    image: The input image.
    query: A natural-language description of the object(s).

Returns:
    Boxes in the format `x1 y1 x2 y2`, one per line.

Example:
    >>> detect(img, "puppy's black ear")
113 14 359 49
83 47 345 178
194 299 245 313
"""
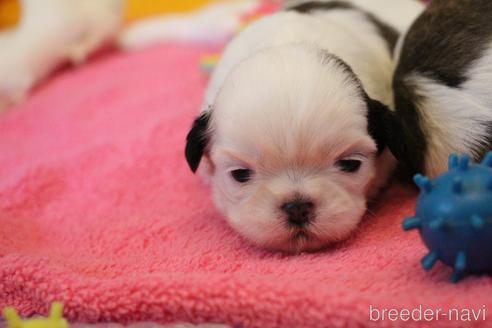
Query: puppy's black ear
366 97 393 153
366 97 411 169
185 111 211 173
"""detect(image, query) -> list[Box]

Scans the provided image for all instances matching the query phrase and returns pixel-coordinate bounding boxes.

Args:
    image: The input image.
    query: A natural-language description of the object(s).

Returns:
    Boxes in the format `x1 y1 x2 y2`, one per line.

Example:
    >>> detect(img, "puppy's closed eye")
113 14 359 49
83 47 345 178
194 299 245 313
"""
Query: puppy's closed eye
230 168 253 183
335 159 362 173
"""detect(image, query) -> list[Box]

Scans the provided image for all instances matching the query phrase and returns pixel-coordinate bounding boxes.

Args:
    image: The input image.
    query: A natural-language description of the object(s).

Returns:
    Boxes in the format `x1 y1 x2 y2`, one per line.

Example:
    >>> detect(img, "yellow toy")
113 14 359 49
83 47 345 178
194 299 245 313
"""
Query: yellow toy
0 0 19 29
2 302 69 328
125 0 220 22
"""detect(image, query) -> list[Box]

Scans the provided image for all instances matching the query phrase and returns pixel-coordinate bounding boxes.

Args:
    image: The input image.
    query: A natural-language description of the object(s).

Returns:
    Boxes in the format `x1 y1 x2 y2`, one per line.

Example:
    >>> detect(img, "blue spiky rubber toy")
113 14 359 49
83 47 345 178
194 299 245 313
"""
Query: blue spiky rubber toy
403 152 492 283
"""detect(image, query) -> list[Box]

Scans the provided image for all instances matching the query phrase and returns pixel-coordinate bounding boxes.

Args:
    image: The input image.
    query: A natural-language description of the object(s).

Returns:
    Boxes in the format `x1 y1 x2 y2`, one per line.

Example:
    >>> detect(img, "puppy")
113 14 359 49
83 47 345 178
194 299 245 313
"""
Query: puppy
0 0 123 111
185 0 424 252
390 0 492 177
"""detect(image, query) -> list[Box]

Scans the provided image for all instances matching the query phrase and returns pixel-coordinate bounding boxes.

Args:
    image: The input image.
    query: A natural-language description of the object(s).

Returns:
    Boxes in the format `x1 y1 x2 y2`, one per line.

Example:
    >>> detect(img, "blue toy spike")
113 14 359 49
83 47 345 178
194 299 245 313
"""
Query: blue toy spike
451 177 463 194
402 217 422 231
448 153 459 169
482 152 492 167
470 215 485 230
450 251 467 283
459 154 470 171
429 217 446 230
421 251 440 271
413 174 433 193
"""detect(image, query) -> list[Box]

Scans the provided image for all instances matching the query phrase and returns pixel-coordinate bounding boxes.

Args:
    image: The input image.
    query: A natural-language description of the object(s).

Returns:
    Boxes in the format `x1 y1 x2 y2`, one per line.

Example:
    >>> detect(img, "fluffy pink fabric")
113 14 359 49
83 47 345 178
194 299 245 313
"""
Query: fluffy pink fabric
1 44 492 328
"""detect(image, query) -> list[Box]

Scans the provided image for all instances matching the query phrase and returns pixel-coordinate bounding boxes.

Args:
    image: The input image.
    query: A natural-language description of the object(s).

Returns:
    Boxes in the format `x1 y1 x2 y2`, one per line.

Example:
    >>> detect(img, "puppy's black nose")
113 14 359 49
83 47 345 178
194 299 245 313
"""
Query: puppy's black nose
281 200 315 226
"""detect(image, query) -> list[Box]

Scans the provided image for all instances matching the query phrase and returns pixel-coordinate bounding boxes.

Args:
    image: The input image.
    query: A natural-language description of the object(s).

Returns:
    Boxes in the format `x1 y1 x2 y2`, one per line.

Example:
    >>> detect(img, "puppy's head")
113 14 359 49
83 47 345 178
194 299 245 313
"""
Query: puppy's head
186 44 390 252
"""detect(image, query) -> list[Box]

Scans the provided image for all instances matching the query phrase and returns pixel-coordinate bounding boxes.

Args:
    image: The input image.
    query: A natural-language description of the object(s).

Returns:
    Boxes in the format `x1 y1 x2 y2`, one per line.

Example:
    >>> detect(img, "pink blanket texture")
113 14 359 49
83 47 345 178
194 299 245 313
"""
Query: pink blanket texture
1 44 492 328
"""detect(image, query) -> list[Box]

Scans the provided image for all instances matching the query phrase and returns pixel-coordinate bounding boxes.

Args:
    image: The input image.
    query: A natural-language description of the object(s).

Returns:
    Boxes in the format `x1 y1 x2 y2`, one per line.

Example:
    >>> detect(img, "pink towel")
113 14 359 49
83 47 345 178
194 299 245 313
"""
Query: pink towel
1 44 492 328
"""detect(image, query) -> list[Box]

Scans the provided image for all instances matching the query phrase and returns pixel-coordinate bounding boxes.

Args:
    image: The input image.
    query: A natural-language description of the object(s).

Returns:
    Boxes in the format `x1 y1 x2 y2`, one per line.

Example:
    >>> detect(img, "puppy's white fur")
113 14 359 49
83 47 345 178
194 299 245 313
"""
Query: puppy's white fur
204 4 420 112
190 0 424 252
403 46 492 177
0 0 123 110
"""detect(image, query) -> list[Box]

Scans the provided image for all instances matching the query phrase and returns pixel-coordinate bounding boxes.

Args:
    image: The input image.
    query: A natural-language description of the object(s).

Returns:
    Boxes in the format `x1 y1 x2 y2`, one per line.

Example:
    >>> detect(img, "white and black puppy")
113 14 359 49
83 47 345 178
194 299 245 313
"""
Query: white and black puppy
185 0 424 252
390 0 492 177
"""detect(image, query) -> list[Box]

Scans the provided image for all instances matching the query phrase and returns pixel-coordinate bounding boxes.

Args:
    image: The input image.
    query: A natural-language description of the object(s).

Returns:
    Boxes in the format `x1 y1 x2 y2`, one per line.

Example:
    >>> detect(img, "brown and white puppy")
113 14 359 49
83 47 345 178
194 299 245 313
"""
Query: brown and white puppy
391 0 492 177
185 0 424 252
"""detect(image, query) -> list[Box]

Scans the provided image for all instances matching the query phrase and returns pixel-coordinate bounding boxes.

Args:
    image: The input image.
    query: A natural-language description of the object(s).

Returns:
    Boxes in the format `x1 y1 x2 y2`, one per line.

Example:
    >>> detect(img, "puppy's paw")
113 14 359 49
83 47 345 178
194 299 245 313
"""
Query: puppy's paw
0 77 32 111
0 87 28 112
0 59 33 111
66 34 100 65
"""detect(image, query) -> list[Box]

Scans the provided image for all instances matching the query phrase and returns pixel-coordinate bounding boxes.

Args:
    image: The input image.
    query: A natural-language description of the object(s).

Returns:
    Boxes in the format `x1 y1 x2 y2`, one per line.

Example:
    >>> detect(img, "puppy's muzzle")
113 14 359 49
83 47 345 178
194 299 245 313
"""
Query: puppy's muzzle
281 199 315 226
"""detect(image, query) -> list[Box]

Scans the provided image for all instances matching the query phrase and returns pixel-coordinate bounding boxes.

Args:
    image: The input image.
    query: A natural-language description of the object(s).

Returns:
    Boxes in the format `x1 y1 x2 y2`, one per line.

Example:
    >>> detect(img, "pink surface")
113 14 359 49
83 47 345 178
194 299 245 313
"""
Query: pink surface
1 44 492 328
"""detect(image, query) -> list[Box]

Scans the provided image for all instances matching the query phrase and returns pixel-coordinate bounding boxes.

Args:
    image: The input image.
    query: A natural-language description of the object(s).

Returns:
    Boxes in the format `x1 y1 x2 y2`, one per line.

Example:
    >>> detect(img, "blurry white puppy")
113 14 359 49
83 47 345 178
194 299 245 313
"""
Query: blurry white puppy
0 0 123 110
391 0 492 177
185 0 424 252
119 0 259 49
